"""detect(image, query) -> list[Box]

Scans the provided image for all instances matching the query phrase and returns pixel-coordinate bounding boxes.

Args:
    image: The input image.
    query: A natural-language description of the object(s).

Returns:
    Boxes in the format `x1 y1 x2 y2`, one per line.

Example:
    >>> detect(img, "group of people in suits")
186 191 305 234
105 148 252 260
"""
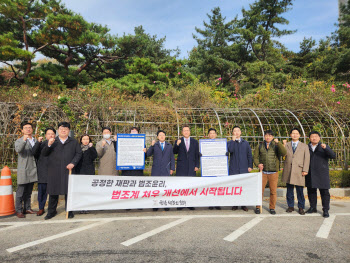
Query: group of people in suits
14 121 336 220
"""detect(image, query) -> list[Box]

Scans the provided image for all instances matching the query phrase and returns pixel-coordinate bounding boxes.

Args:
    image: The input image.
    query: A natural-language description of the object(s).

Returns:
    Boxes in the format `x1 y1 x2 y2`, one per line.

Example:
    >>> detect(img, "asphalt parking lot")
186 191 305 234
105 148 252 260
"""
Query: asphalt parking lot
0 199 349 263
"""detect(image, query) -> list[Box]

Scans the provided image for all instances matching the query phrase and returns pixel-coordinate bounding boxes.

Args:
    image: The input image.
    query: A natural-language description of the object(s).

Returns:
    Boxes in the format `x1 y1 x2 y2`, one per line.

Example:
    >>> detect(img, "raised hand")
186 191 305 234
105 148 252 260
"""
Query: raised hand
48 137 55 146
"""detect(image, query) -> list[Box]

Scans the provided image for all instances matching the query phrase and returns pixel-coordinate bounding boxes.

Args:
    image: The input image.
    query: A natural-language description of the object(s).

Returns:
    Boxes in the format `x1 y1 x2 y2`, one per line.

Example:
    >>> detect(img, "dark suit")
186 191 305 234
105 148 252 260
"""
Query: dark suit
32 140 50 210
306 143 336 211
147 141 175 176
173 137 199 176
227 139 253 175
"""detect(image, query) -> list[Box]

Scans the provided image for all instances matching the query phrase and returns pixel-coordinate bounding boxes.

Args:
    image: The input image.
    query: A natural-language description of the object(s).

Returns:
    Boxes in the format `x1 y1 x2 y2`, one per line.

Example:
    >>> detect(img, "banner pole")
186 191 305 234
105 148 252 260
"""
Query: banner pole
259 170 263 214
66 169 72 220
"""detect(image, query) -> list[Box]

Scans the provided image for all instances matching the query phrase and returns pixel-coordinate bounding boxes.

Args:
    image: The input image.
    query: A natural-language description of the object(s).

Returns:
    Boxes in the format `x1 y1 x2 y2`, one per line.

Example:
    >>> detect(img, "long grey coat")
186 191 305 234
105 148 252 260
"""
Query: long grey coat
282 141 310 186
96 139 118 175
15 137 38 184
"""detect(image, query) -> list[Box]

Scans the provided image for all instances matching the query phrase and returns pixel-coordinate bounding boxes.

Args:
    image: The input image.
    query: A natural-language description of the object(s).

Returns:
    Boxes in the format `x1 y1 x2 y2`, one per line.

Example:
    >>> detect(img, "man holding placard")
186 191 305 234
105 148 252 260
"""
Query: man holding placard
228 126 253 212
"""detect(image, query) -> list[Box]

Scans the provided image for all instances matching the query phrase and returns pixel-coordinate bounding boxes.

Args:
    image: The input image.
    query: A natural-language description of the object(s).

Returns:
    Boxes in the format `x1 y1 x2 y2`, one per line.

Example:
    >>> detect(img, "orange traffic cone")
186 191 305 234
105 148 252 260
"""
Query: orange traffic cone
0 166 15 216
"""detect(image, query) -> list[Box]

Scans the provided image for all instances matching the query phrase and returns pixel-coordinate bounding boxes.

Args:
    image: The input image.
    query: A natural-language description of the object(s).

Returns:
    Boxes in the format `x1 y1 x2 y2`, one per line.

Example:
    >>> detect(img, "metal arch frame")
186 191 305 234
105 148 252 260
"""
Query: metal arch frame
284 109 307 143
212 108 223 137
323 110 347 169
247 108 265 137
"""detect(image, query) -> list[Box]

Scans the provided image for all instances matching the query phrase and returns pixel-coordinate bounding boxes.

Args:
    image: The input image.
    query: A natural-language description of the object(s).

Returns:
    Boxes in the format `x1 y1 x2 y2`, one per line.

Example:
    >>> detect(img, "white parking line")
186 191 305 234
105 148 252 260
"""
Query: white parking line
316 215 336 239
121 217 192 247
223 216 264 242
2 212 350 227
6 220 112 253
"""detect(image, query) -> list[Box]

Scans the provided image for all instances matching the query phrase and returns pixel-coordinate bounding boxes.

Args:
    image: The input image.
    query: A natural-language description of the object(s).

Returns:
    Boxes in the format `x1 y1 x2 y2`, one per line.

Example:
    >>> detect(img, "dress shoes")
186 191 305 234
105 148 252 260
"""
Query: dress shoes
232 206 238 211
37 209 45 216
298 208 305 215
286 207 294 213
16 212 25 218
323 210 330 218
269 209 276 215
255 208 261 214
68 211 74 218
24 209 37 214
306 207 317 214
44 211 57 220
241 206 248 212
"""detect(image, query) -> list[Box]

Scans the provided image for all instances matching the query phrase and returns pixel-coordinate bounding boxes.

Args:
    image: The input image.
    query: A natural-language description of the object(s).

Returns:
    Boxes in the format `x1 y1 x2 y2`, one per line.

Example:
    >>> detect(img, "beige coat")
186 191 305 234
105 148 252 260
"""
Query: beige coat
96 139 118 175
282 141 310 186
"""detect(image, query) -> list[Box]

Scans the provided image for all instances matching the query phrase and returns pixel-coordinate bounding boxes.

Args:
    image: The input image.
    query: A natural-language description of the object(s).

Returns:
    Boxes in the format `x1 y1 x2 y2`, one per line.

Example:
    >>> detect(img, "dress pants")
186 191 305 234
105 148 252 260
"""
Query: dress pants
15 183 34 213
286 183 305 209
307 187 330 211
37 183 48 210
47 194 67 216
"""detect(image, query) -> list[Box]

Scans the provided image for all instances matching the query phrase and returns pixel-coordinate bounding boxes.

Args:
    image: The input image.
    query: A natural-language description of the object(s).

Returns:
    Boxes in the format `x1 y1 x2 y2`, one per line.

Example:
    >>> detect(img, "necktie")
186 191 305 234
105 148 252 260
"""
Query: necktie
161 143 164 151
185 139 189 152
292 143 296 153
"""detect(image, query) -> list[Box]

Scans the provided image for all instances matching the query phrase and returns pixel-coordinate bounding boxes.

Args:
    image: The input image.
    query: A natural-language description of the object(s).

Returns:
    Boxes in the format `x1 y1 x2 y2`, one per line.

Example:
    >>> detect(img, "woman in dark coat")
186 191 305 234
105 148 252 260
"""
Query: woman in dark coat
306 131 336 218
75 134 97 175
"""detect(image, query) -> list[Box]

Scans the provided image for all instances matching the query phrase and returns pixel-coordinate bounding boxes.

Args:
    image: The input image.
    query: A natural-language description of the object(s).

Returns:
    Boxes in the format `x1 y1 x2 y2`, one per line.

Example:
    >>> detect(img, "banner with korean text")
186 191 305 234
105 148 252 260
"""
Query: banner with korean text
67 172 262 211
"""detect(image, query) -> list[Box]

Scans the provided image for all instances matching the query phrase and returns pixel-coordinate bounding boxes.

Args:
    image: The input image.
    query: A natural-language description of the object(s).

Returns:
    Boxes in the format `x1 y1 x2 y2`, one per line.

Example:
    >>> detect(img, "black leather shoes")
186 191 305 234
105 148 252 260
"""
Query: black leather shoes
299 208 305 215
44 211 57 220
241 206 248 212
255 208 261 214
323 210 330 218
68 211 74 218
269 209 276 215
306 207 317 214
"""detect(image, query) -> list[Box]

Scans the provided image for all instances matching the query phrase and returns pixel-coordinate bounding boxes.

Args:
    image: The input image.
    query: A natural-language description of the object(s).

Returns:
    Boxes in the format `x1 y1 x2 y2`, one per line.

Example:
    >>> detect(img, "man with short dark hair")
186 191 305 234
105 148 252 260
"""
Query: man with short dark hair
253 130 287 214
228 126 253 212
173 125 199 211
147 130 175 212
173 125 200 177
306 131 336 218
14 122 38 218
282 128 310 215
32 127 56 216
42 122 82 219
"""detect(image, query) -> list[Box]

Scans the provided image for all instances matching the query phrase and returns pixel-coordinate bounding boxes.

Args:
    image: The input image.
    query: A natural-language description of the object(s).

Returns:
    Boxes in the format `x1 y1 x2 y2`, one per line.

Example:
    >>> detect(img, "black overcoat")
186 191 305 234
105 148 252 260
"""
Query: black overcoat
305 143 336 189
42 136 82 195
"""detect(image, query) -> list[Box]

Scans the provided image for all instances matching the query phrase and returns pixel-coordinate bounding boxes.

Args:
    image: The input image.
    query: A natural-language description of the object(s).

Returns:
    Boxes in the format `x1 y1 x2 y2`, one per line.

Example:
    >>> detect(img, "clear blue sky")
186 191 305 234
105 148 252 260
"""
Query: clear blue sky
60 0 339 58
